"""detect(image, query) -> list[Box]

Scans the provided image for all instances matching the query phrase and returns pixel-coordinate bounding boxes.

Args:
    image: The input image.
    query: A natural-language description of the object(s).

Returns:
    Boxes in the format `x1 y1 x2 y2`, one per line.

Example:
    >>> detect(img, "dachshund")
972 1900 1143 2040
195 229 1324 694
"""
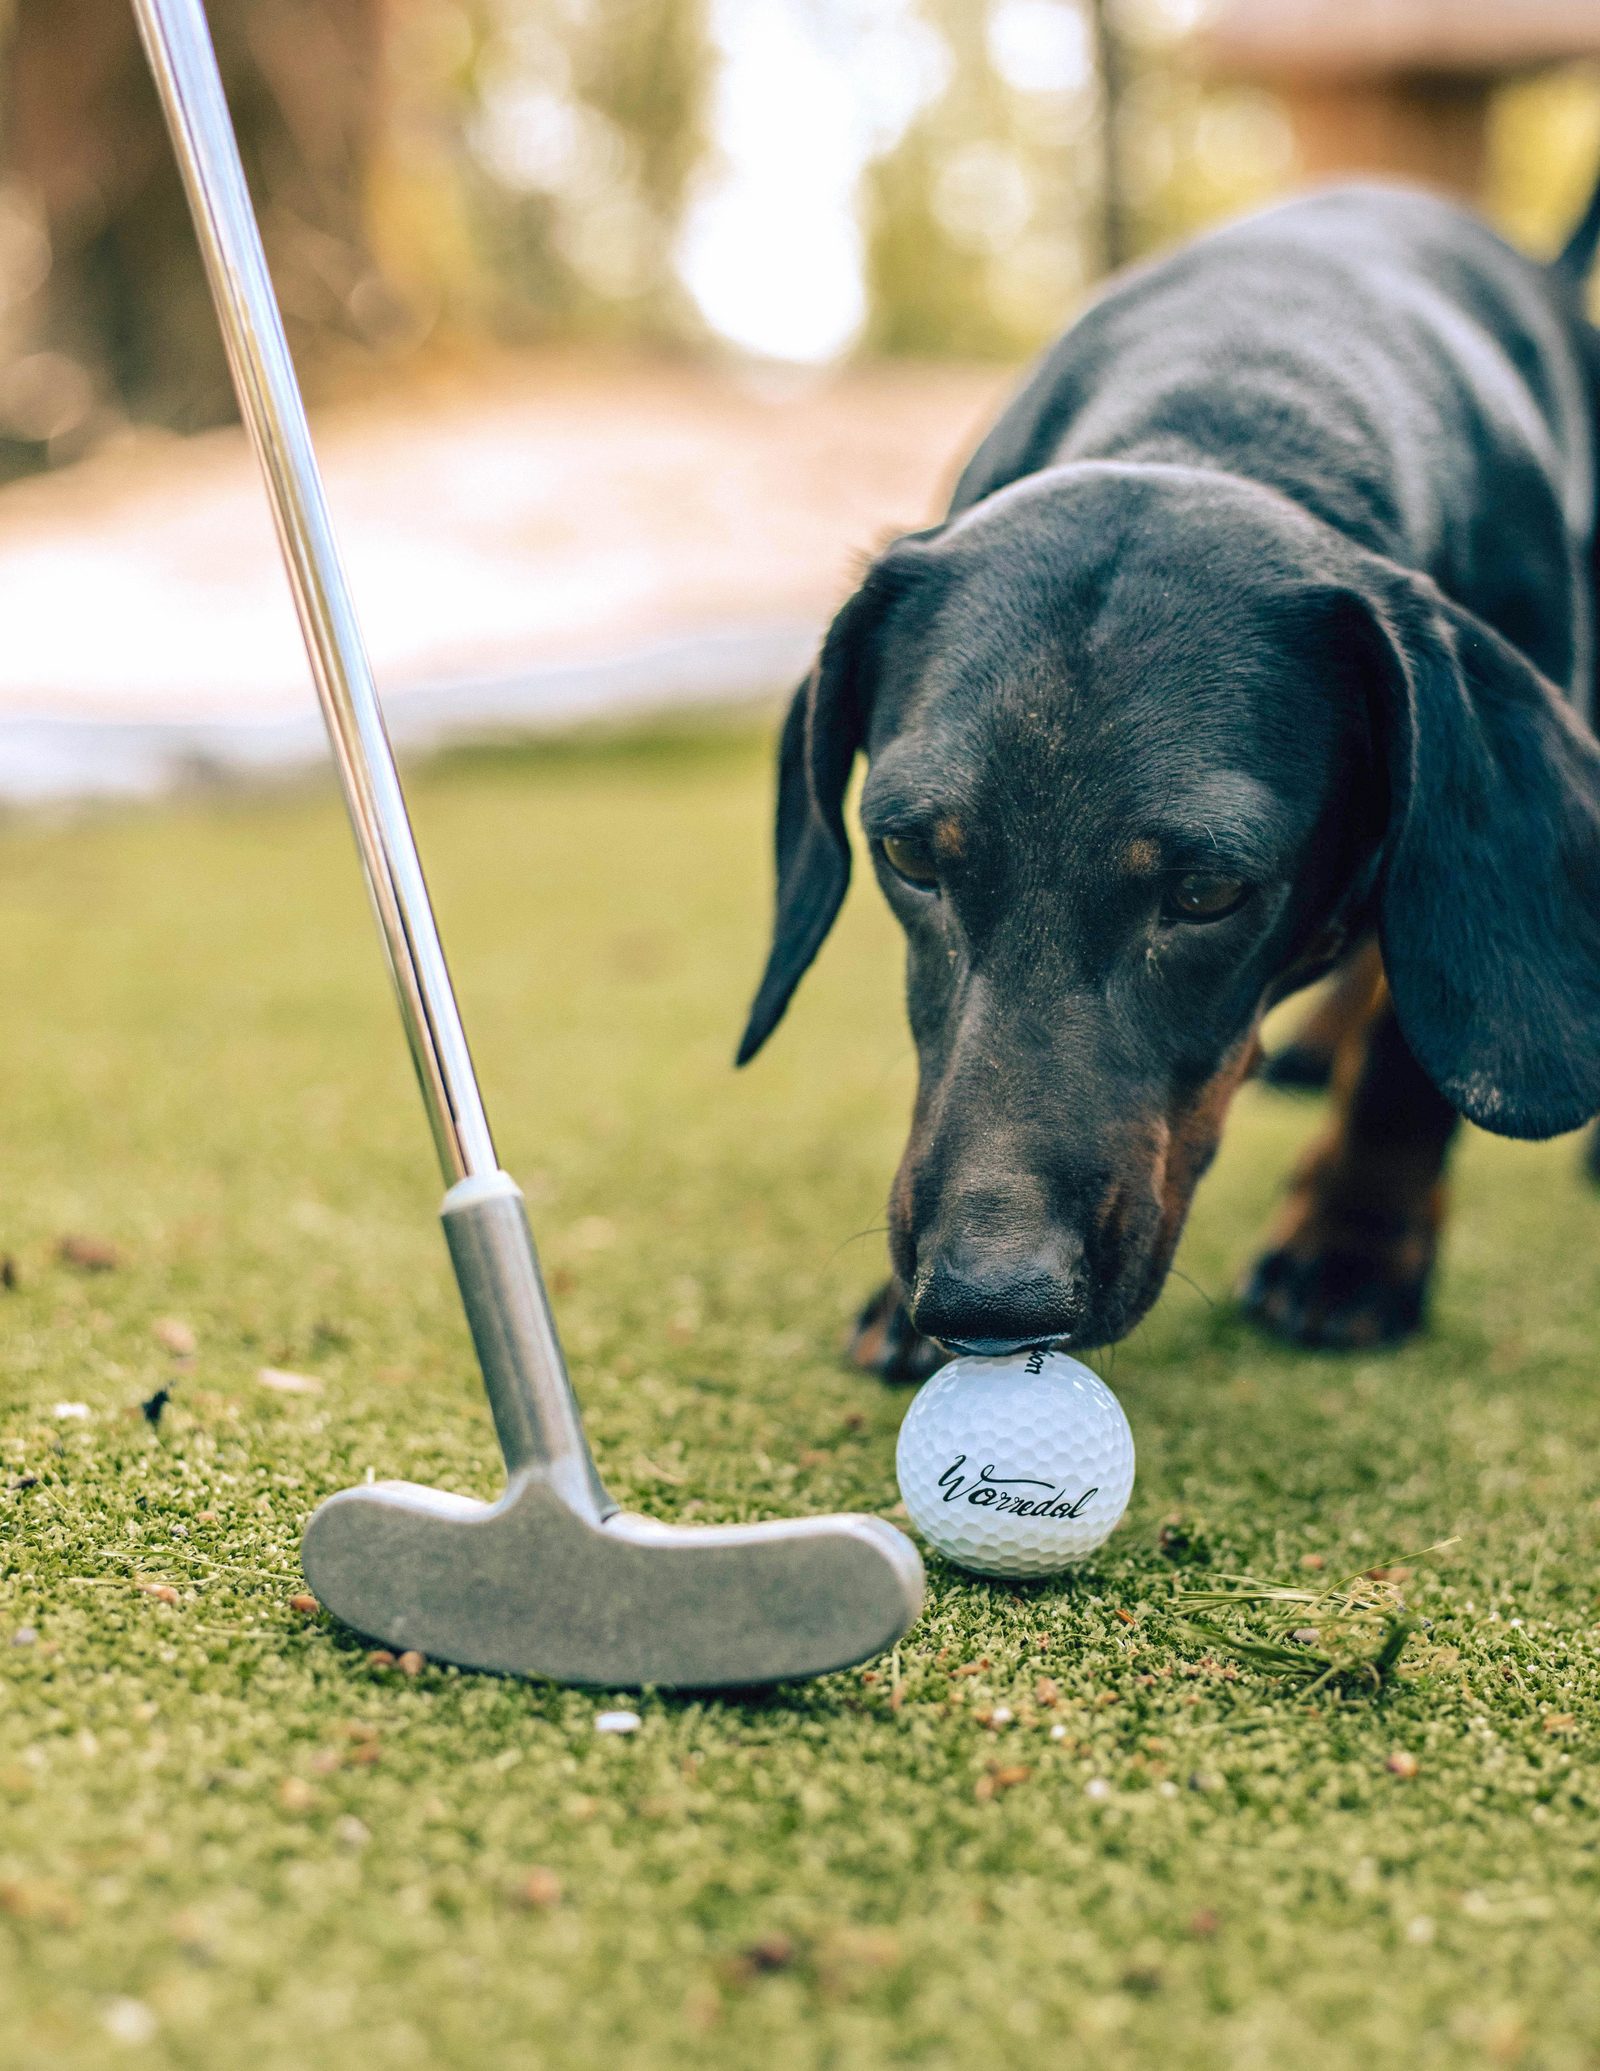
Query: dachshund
740 178 1600 1375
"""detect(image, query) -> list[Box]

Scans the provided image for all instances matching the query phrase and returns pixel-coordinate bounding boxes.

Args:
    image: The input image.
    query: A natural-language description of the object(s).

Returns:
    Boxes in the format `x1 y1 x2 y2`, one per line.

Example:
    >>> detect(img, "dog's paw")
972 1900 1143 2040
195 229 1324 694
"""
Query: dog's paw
848 1282 947 1384
1258 1042 1334 1093
1237 1225 1433 1349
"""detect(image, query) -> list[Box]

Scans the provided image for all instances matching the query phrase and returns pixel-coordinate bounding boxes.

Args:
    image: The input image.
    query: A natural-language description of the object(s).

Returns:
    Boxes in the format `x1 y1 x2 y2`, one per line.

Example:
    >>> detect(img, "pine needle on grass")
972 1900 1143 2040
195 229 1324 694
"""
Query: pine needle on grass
1170 1538 1460 1697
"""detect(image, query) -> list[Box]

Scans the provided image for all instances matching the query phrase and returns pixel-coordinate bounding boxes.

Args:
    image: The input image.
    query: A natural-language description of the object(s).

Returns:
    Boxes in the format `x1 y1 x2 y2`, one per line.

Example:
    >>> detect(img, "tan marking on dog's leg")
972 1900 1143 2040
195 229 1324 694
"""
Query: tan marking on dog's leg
1244 972 1458 1347
1270 939 1384 1083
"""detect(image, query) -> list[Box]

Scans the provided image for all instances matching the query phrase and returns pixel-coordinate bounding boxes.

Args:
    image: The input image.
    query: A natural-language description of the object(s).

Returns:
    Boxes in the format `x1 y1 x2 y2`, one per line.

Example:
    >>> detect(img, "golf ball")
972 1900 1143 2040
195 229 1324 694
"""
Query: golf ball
895 1348 1135 1578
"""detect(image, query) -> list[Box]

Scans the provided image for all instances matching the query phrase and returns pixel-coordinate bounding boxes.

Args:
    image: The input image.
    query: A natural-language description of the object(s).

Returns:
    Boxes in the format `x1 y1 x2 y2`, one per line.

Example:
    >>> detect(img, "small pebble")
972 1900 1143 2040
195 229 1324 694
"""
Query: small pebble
288 1593 319 1616
1 1880 78 1926
101 1997 157 2046
367 1649 397 1669
516 1867 563 1909
135 1581 179 1606
988 1705 1014 1727
1290 1627 1320 1645
1085 1777 1112 1800
595 1709 642 1734
334 1815 370 1850
1386 1749 1420 1779
52 1402 91 1421
153 1318 197 1358
1049 1723 1068 1742
1406 1915 1436 1944
58 1234 120 1272
277 1777 315 1813
397 1650 425 1677
741 1932 797 1973
10 1627 37 1648
256 1367 322 1395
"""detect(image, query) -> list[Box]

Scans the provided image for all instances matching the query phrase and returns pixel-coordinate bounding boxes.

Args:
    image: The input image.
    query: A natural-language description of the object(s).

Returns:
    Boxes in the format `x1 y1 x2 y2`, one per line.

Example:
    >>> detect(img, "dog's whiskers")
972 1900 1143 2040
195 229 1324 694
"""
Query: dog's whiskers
821 1225 890 1270
1168 1267 1217 1310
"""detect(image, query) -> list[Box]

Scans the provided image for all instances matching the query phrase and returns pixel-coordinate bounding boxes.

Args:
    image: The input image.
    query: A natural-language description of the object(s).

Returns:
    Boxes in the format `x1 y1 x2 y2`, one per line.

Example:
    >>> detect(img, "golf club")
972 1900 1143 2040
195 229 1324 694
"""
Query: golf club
130 0 925 1688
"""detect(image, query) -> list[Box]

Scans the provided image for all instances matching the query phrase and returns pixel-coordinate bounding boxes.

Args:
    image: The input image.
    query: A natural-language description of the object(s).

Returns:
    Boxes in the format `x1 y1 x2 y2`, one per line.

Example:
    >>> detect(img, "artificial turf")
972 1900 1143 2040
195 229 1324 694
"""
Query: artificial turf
3 716 1600 2069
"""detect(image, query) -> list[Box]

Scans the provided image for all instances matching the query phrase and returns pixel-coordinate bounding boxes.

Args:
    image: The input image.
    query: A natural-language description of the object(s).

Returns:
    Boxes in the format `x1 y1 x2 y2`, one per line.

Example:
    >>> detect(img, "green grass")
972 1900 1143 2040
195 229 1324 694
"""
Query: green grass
4 716 1600 2069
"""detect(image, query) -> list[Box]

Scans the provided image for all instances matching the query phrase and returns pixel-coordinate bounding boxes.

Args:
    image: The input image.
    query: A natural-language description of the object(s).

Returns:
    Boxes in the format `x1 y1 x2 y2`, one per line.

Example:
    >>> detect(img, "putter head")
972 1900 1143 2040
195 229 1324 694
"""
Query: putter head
302 1468 925 1690
303 1174 923 1687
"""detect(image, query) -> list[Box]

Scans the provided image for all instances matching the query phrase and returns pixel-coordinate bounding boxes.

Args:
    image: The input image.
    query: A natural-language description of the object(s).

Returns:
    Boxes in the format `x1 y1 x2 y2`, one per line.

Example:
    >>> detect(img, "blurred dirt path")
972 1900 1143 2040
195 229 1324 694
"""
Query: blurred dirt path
0 352 1008 800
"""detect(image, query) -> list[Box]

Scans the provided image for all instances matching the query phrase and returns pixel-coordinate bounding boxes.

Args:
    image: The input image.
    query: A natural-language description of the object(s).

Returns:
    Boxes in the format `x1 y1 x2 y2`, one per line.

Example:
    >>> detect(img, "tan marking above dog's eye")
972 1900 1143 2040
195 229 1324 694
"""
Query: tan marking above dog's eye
880 835 941 888
1123 838 1160 875
933 817 966 861
1165 871 1250 922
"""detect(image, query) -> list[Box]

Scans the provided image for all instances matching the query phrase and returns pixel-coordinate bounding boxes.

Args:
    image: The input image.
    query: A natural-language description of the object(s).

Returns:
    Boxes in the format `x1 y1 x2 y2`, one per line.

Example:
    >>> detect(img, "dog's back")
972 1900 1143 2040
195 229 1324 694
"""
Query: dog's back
953 184 1599 703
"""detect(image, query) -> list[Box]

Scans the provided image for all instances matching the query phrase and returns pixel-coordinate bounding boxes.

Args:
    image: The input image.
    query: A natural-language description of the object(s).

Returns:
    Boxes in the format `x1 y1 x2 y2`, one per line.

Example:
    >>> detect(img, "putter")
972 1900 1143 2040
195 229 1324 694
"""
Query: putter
132 0 924 1688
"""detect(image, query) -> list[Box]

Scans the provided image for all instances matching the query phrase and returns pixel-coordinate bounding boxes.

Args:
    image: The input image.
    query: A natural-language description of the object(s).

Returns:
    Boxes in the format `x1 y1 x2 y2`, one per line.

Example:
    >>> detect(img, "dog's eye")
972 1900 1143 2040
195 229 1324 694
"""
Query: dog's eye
880 835 941 889
1164 872 1249 922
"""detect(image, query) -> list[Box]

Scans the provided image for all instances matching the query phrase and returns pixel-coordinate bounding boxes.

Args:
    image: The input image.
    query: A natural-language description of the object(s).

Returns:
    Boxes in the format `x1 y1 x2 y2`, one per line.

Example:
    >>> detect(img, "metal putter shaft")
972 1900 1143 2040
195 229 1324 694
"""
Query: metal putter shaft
131 0 924 1688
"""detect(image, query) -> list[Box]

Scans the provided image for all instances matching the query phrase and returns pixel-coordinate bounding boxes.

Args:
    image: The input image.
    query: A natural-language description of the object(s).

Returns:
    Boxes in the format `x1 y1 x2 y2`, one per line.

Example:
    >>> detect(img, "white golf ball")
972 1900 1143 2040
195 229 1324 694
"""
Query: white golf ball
895 1348 1135 1578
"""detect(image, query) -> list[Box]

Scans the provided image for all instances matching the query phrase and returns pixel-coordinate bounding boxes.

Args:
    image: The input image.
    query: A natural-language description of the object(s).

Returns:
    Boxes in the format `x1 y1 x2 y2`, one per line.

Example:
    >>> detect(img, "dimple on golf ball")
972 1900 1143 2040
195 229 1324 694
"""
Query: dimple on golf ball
895 1348 1135 1578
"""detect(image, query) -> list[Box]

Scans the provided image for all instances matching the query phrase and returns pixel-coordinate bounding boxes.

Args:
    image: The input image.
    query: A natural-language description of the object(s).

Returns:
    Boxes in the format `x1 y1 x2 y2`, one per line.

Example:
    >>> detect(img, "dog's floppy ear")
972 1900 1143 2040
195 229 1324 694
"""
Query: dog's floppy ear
1354 562 1600 1137
736 562 907 1064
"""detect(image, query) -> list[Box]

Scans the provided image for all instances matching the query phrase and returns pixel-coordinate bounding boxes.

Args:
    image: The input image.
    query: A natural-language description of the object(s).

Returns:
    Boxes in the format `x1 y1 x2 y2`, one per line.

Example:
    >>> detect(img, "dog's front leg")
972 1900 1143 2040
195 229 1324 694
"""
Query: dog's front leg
1240 976 1458 1348
1261 940 1385 1091
848 1282 947 1384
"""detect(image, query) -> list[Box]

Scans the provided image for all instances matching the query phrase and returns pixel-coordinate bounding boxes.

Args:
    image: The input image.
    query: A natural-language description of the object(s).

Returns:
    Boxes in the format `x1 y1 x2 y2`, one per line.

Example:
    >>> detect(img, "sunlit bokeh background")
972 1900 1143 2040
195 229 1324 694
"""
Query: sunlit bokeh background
10 0 1600 451
0 0 1596 790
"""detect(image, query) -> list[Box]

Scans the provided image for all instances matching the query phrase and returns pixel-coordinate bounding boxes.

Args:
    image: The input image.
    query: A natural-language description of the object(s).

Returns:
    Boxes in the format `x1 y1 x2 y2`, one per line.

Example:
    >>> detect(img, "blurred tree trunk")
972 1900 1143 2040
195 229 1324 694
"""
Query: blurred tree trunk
0 0 392 475
1087 0 1129 273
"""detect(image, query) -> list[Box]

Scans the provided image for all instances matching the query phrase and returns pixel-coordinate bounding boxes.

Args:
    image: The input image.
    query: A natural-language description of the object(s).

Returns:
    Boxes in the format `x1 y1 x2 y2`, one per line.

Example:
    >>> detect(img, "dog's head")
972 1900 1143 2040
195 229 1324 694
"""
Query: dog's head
740 463 1600 1352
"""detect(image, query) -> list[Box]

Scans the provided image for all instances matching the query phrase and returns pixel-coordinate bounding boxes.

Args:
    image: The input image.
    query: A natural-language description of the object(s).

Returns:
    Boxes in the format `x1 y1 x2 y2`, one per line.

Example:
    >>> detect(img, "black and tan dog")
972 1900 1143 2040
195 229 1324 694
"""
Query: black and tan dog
739 178 1600 1376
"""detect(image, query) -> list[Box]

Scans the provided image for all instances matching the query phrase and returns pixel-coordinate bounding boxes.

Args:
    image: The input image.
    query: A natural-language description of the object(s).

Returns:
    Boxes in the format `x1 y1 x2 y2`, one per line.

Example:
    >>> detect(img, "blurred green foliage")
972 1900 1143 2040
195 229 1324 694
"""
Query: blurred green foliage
448 0 711 340
1490 63 1600 260
864 0 1094 360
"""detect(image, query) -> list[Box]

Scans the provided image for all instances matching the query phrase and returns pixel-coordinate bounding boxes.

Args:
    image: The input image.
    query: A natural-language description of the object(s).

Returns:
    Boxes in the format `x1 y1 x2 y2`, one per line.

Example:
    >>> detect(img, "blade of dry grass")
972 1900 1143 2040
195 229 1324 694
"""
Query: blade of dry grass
1170 1538 1460 1694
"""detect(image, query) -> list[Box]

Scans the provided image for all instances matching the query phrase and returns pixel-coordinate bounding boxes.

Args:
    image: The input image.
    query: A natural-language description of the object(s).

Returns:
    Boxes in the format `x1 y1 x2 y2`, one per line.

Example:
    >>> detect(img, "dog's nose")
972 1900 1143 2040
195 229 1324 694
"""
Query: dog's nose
910 1236 1087 1355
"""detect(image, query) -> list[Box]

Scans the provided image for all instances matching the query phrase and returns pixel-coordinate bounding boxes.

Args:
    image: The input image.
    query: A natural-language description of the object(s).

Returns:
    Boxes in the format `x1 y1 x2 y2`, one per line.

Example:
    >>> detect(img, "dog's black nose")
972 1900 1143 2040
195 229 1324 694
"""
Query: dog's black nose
910 1239 1087 1355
